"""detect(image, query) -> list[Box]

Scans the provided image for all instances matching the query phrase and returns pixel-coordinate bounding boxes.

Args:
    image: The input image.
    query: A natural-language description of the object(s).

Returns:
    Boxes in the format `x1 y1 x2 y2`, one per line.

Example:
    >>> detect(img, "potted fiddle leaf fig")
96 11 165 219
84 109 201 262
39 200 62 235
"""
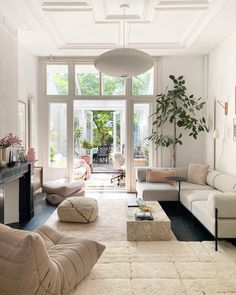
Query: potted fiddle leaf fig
148 75 208 167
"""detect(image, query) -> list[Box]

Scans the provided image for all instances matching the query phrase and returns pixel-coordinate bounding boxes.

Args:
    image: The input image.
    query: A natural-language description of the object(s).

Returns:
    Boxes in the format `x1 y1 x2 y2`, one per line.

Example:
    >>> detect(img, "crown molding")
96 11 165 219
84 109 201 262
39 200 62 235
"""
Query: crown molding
182 0 226 47
157 0 210 10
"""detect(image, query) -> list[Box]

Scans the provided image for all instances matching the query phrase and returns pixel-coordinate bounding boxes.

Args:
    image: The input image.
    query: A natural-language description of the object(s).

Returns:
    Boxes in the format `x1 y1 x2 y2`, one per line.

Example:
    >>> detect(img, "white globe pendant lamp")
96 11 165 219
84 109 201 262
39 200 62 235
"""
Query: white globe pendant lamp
94 4 153 78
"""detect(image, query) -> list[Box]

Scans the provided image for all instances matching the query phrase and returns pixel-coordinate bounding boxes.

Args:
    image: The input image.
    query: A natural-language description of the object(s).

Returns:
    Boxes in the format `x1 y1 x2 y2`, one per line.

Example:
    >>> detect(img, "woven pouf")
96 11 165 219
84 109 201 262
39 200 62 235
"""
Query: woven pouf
57 196 98 223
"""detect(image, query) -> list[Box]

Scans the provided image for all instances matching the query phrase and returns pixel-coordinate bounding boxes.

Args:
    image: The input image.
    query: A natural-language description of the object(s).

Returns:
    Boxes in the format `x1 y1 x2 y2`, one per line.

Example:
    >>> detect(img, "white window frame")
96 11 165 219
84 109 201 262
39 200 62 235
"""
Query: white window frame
38 57 161 191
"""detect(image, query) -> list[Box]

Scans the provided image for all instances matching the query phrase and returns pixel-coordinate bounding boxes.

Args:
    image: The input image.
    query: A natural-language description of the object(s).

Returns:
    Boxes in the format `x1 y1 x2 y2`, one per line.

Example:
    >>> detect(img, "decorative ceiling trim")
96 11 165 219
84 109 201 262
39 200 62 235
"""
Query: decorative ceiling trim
157 0 210 10
181 0 226 47
41 1 90 7
58 42 186 50
41 1 92 11
105 14 141 20
103 0 150 21
42 8 93 12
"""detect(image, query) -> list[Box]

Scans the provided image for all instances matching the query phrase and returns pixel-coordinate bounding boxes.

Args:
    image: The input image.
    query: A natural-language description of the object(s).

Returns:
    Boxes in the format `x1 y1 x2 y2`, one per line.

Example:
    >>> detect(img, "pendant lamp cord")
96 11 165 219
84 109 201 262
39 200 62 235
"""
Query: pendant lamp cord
123 6 126 48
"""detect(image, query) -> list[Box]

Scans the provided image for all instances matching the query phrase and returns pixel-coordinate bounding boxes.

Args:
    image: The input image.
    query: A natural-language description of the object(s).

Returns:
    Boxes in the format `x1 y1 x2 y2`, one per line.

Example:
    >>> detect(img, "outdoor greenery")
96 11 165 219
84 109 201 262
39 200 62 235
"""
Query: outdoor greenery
74 125 83 153
102 75 125 95
51 66 152 96
81 139 93 150
75 73 99 95
52 73 68 95
132 71 152 95
148 75 208 167
93 111 114 146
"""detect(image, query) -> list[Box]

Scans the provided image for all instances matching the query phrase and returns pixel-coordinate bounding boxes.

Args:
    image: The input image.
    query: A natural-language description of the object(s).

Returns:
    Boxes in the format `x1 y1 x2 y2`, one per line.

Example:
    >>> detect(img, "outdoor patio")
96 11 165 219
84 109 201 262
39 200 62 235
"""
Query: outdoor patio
92 161 114 172
86 171 125 190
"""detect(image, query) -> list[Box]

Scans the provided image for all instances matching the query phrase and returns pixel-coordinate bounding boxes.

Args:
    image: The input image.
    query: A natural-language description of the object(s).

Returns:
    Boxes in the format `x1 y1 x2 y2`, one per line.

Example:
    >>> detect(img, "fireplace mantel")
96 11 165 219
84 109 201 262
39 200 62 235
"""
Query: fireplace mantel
0 162 34 224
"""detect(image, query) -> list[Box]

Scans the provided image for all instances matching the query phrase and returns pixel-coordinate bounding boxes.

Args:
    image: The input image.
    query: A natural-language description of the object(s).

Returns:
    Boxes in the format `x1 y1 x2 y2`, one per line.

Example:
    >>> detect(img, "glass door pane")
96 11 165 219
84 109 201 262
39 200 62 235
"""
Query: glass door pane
133 104 150 167
49 103 67 167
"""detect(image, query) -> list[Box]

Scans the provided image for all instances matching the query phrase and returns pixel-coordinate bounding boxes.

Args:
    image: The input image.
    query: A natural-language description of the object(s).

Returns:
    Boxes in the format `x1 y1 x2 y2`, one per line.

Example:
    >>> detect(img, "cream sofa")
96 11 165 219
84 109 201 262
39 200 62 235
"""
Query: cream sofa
136 167 236 250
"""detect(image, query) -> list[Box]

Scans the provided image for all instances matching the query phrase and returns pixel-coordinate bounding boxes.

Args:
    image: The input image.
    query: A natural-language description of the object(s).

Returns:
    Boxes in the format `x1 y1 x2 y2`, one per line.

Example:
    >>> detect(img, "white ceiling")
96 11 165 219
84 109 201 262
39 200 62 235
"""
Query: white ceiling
0 0 236 57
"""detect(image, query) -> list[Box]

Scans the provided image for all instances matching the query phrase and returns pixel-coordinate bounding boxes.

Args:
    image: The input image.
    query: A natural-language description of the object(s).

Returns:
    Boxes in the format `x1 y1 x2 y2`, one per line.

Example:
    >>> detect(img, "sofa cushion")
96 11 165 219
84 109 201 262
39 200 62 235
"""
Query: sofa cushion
206 170 221 187
213 173 236 193
187 163 209 185
207 192 236 218
192 201 236 238
191 200 215 236
146 169 176 183
180 190 218 211
177 181 215 191
136 182 178 201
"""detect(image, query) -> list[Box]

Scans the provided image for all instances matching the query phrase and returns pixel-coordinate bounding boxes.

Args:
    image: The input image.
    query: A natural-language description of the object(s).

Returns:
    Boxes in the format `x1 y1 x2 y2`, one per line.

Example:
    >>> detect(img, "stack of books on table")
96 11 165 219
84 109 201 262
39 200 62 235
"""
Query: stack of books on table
134 211 154 221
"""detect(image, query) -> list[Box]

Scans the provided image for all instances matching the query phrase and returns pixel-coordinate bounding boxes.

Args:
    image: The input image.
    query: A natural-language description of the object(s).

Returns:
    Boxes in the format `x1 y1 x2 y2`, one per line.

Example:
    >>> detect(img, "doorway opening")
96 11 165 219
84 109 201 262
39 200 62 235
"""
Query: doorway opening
73 100 126 190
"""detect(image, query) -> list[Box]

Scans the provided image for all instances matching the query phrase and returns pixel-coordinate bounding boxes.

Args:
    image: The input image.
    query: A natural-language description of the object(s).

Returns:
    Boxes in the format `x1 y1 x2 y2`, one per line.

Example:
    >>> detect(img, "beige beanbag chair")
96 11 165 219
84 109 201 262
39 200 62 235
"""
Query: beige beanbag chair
0 224 105 295
43 178 85 205
58 196 98 223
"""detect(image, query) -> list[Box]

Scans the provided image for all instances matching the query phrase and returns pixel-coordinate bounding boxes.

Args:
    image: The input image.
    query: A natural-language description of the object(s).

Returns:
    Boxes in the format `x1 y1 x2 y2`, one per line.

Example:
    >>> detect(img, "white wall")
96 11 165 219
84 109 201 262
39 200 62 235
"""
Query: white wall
18 43 38 152
0 17 37 145
0 15 37 223
160 56 206 167
0 19 18 137
206 29 236 175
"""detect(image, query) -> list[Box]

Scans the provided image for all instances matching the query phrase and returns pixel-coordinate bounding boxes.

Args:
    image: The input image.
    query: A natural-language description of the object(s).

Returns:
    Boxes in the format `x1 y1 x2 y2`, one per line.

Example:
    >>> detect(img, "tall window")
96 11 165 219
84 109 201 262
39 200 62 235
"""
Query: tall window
49 103 67 167
133 104 150 167
75 65 99 95
46 65 68 95
132 67 154 95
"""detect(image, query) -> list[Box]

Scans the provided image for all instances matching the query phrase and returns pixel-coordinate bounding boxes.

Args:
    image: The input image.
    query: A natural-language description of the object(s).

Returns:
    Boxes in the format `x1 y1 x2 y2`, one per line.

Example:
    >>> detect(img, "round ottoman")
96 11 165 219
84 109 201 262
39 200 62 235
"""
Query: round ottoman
57 197 98 223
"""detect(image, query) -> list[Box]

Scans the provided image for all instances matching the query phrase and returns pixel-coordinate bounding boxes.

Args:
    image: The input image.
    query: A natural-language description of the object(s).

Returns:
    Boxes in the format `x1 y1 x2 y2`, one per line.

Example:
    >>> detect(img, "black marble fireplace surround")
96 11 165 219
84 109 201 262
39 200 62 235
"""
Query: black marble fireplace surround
0 162 34 224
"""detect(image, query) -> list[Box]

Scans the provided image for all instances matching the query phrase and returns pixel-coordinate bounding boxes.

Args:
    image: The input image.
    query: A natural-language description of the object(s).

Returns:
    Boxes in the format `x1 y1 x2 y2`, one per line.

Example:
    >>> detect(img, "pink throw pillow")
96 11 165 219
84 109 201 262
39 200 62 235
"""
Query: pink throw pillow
146 169 176 183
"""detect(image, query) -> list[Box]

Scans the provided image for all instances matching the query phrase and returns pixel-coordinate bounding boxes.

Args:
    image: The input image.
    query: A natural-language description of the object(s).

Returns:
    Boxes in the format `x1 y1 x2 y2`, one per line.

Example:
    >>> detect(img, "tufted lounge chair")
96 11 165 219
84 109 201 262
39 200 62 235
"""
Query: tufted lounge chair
0 224 105 295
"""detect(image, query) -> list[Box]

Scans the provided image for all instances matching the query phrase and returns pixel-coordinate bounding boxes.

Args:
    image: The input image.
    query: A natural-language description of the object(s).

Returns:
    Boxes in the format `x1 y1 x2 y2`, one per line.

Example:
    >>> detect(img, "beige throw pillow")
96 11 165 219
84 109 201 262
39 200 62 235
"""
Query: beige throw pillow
187 163 209 185
146 169 176 183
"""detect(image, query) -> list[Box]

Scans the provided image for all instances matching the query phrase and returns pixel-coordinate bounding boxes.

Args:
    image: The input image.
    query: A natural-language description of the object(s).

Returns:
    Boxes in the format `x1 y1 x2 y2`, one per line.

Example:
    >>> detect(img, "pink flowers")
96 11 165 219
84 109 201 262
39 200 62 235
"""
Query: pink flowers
0 133 22 148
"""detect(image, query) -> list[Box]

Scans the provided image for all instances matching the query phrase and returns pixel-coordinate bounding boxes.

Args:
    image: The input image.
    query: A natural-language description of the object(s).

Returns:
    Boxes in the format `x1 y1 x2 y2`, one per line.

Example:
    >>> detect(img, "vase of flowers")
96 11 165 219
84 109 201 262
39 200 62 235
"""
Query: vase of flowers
0 133 22 167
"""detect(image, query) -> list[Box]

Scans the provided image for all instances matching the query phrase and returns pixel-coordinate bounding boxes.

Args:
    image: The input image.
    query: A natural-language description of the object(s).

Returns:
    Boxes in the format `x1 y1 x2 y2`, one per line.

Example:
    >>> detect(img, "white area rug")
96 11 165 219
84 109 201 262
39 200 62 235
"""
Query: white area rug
46 194 236 295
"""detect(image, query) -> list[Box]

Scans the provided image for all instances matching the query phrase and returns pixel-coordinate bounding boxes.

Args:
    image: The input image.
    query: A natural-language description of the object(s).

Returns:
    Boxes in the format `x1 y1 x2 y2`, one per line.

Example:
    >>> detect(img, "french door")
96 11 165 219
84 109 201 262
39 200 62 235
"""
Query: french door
45 99 155 192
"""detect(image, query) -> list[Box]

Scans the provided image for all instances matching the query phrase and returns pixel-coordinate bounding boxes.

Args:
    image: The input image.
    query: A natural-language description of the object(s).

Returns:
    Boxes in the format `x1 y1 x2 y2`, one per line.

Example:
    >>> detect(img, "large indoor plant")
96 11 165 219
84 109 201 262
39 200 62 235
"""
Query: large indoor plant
148 75 208 167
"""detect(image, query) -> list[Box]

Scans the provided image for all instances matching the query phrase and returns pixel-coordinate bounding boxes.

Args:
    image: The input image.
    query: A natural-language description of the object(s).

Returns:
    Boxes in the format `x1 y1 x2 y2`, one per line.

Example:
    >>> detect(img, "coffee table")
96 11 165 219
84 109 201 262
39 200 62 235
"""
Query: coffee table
127 201 171 241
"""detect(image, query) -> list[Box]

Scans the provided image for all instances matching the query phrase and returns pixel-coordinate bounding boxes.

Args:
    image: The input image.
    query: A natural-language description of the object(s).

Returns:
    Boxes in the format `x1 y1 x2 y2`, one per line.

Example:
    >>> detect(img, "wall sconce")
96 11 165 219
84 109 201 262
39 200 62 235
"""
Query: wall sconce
217 100 228 116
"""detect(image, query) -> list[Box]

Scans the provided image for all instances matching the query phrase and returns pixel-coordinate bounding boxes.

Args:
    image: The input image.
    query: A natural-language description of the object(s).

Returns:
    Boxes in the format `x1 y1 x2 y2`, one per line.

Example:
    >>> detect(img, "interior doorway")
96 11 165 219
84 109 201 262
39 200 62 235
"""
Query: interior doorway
73 100 126 190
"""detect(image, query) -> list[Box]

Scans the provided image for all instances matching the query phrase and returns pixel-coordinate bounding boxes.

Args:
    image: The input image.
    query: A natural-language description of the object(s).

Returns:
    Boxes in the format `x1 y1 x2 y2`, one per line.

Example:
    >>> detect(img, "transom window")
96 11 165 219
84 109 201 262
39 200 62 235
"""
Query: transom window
46 65 68 95
75 65 99 95
132 67 154 95
46 64 154 96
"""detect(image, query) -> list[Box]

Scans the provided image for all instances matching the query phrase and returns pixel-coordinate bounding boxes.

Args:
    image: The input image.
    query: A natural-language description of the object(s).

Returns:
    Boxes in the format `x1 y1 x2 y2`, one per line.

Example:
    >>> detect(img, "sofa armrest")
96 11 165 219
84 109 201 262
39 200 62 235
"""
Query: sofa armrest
207 192 236 218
